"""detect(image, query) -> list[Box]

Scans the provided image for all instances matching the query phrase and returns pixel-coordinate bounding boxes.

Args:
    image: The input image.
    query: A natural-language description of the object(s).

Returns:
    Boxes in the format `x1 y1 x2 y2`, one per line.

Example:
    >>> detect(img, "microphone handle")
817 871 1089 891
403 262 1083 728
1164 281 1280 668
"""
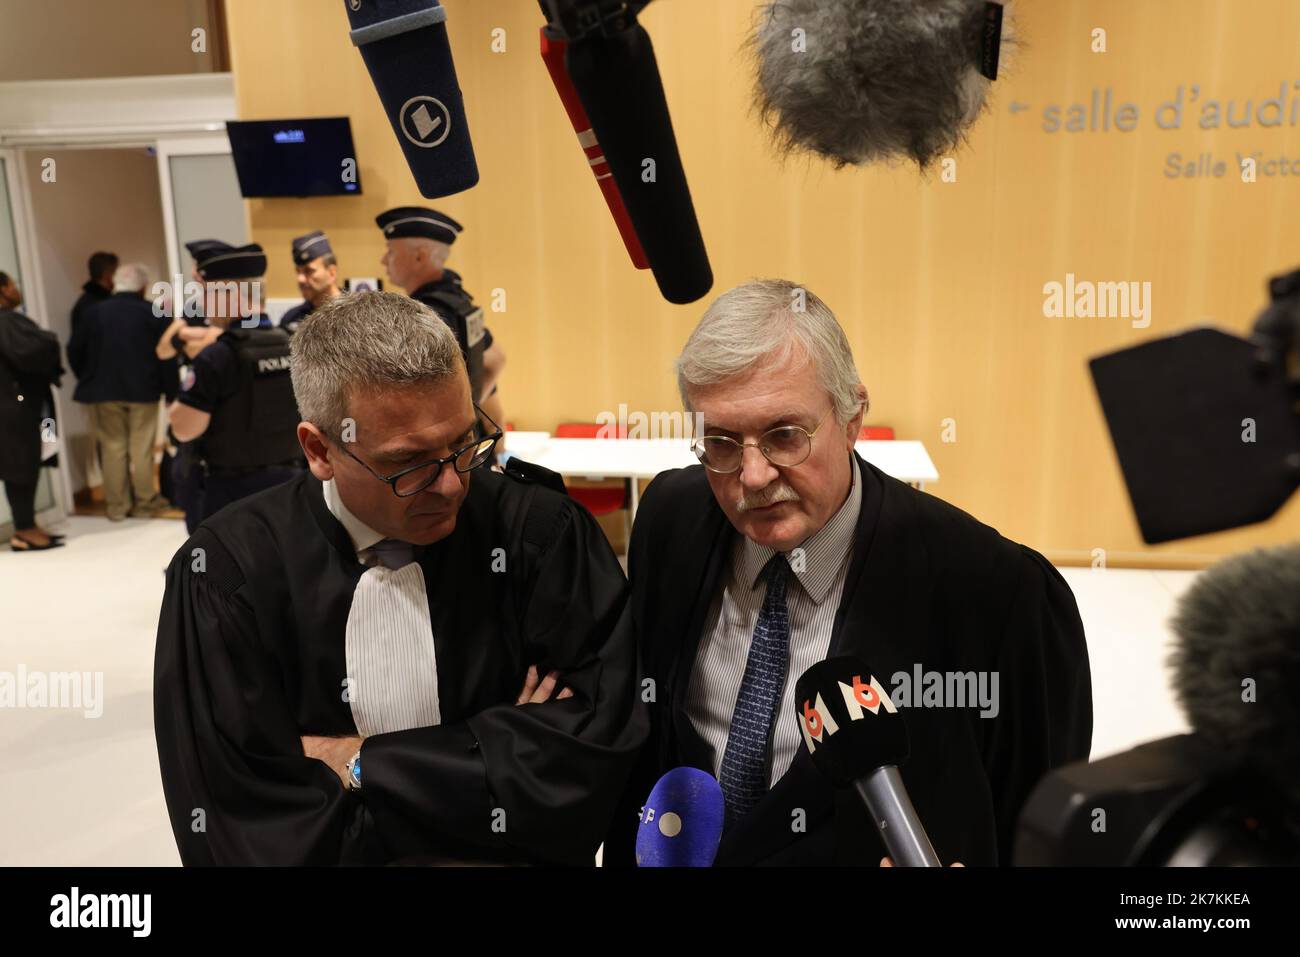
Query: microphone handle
853 766 942 867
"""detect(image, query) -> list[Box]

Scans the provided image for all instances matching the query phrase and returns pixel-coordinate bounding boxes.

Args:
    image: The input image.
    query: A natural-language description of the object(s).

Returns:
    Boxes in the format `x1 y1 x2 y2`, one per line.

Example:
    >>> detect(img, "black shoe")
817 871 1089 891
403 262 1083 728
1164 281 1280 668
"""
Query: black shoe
9 535 65 552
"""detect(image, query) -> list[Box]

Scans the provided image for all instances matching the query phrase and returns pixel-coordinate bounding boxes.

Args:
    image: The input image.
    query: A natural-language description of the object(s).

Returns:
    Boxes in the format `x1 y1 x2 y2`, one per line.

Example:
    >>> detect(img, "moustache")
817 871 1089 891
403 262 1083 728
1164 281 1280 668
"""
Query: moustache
736 483 801 512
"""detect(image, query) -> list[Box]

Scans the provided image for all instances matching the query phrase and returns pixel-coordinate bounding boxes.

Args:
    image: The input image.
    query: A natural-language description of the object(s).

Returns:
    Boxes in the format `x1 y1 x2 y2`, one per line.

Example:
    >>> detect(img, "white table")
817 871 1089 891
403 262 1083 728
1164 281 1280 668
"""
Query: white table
504 433 938 520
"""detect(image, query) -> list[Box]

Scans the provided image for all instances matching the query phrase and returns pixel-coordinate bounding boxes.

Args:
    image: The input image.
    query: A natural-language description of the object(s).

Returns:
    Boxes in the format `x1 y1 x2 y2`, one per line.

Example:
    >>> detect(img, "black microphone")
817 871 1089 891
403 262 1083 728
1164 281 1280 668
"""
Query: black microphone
794 656 941 866
345 0 478 198
539 1 712 304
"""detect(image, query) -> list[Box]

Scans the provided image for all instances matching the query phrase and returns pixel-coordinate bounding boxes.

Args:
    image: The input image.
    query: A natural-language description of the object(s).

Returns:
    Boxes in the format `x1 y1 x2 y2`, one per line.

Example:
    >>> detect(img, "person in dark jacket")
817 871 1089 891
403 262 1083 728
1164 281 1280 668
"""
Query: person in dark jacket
0 272 65 550
70 251 117 340
603 279 1093 867
67 263 171 520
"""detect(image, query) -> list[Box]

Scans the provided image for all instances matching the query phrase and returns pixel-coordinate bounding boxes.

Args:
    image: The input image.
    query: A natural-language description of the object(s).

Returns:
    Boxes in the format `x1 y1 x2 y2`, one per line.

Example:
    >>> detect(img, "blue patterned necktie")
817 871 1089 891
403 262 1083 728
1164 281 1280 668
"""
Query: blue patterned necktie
718 553 792 824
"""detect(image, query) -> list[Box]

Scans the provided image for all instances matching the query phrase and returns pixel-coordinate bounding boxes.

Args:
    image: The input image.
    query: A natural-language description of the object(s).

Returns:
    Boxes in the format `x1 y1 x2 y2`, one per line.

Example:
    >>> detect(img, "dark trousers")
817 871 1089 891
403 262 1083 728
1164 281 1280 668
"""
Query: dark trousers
3 476 38 529
198 467 302 524
170 451 205 534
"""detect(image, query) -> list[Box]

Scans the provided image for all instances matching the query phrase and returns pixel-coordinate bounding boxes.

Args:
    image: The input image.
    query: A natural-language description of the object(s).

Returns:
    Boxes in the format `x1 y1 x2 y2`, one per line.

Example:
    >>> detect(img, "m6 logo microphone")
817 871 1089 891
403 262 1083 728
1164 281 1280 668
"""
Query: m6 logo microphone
799 672 898 753
794 656 941 866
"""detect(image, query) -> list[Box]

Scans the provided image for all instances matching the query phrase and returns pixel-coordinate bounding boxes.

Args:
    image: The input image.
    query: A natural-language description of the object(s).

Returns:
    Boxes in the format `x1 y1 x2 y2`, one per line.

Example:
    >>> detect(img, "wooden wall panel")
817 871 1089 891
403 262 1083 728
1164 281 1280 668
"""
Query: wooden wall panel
224 0 1300 564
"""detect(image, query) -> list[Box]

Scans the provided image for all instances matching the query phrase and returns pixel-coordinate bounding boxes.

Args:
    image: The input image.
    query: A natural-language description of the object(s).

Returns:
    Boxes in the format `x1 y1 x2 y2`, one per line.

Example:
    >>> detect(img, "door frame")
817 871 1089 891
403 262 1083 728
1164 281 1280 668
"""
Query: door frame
0 145 75 523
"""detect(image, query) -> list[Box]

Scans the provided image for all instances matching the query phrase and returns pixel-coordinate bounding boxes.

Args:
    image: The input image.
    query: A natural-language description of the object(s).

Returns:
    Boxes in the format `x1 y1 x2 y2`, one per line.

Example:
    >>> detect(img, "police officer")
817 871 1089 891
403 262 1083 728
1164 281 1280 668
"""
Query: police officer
279 230 341 334
164 241 304 524
376 206 506 430
155 239 226 530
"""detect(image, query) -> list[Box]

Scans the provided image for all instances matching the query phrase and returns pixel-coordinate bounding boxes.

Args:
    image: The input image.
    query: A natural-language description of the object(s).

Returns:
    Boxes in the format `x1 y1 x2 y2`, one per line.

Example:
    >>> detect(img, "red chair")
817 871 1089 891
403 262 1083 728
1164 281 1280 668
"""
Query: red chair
858 425 896 440
555 422 631 519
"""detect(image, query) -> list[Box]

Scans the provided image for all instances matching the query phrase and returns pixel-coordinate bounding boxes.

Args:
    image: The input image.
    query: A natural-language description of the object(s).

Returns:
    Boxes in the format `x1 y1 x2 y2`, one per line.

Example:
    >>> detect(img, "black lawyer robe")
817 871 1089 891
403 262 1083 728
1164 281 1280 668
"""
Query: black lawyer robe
603 453 1093 866
0 309 63 483
154 467 647 865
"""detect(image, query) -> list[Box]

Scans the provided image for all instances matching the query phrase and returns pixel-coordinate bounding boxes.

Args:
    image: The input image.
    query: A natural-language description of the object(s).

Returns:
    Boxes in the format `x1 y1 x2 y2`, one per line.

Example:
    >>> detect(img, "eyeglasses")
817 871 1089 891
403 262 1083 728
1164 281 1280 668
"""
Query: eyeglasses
691 407 834 474
338 405 503 497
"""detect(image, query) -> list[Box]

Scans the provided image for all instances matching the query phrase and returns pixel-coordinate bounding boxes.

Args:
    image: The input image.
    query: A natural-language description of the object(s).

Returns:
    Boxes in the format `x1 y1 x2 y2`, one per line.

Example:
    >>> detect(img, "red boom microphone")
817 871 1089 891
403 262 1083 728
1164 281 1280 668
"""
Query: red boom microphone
539 27 649 271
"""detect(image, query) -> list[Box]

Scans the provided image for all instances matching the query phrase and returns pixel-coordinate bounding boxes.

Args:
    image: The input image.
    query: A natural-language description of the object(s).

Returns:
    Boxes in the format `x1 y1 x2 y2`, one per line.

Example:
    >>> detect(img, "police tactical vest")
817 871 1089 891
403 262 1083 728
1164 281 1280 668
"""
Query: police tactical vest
200 327 303 470
415 279 486 400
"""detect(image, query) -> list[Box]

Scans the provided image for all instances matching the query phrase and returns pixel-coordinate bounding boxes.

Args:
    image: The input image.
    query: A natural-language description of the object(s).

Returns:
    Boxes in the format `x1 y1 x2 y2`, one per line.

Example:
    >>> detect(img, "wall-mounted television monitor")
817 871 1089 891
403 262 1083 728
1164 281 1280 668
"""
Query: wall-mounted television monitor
225 117 361 197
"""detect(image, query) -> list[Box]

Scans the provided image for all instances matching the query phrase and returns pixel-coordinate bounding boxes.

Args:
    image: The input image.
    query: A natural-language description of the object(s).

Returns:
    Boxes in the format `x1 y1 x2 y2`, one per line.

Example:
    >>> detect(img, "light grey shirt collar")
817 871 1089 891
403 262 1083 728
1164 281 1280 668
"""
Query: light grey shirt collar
733 454 861 605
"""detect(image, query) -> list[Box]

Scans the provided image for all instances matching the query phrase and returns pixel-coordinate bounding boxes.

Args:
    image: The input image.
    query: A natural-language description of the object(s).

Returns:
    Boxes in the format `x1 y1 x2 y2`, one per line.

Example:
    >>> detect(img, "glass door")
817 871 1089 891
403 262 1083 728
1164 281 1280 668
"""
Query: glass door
154 135 246 283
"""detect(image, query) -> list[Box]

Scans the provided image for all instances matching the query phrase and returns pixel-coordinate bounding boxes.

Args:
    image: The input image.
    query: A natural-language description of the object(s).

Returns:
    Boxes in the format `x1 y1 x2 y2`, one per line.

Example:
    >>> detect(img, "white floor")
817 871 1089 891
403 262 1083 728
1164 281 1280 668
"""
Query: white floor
0 515 1194 866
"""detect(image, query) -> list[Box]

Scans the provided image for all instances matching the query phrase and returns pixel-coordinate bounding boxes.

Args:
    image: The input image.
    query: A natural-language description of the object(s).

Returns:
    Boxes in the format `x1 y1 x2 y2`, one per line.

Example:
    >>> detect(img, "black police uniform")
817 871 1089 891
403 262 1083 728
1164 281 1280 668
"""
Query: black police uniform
175 240 303 524
410 269 490 401
167 312 216 531
170 238 229 529
278 299 313 335
178 321 303 522
375 207 494 402
280 230 336 335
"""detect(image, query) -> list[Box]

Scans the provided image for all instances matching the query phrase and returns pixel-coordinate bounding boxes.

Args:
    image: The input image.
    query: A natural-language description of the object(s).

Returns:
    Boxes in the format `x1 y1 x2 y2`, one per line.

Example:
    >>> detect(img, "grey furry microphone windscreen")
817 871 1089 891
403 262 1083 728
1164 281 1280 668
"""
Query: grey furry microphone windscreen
749 0 1009 168
1168 543 1300 783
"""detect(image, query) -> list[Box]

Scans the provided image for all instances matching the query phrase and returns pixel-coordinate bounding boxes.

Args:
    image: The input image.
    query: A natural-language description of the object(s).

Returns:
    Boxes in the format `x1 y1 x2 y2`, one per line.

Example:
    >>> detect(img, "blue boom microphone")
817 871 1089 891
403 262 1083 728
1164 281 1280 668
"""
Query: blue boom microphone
345 0 478 198
794 656 942 867
635 767 724 867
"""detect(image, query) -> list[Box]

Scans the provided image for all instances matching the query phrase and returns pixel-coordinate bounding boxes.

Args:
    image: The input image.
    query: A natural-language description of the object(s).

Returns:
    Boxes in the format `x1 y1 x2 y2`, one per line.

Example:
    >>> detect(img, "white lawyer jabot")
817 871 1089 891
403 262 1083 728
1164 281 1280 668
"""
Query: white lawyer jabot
345 562 441 736
322 479 441 736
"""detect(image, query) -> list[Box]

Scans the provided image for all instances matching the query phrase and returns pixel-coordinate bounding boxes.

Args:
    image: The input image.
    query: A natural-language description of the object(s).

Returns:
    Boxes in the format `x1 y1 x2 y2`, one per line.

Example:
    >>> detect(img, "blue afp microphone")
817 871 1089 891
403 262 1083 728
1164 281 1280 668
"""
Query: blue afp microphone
345 0 479 198
635 767 724 867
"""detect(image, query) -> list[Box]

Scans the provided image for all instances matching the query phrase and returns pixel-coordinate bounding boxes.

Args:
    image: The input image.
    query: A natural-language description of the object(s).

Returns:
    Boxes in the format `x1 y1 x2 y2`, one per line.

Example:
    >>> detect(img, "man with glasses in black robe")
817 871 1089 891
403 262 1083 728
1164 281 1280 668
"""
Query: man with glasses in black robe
603 279 1092 867
154 290 645 865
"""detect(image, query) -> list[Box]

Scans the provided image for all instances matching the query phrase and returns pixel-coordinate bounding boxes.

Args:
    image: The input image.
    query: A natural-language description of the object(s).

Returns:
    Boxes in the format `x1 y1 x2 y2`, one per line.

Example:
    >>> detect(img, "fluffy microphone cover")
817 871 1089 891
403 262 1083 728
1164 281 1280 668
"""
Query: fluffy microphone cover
749 0 1011 168
1168 543 1300 772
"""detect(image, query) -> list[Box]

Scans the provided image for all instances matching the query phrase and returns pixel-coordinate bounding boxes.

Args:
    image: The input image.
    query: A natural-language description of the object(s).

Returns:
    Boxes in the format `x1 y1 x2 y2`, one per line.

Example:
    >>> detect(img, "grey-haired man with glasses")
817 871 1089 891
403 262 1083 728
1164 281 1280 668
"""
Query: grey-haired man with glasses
604 279 1092 867
154 290 646 865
